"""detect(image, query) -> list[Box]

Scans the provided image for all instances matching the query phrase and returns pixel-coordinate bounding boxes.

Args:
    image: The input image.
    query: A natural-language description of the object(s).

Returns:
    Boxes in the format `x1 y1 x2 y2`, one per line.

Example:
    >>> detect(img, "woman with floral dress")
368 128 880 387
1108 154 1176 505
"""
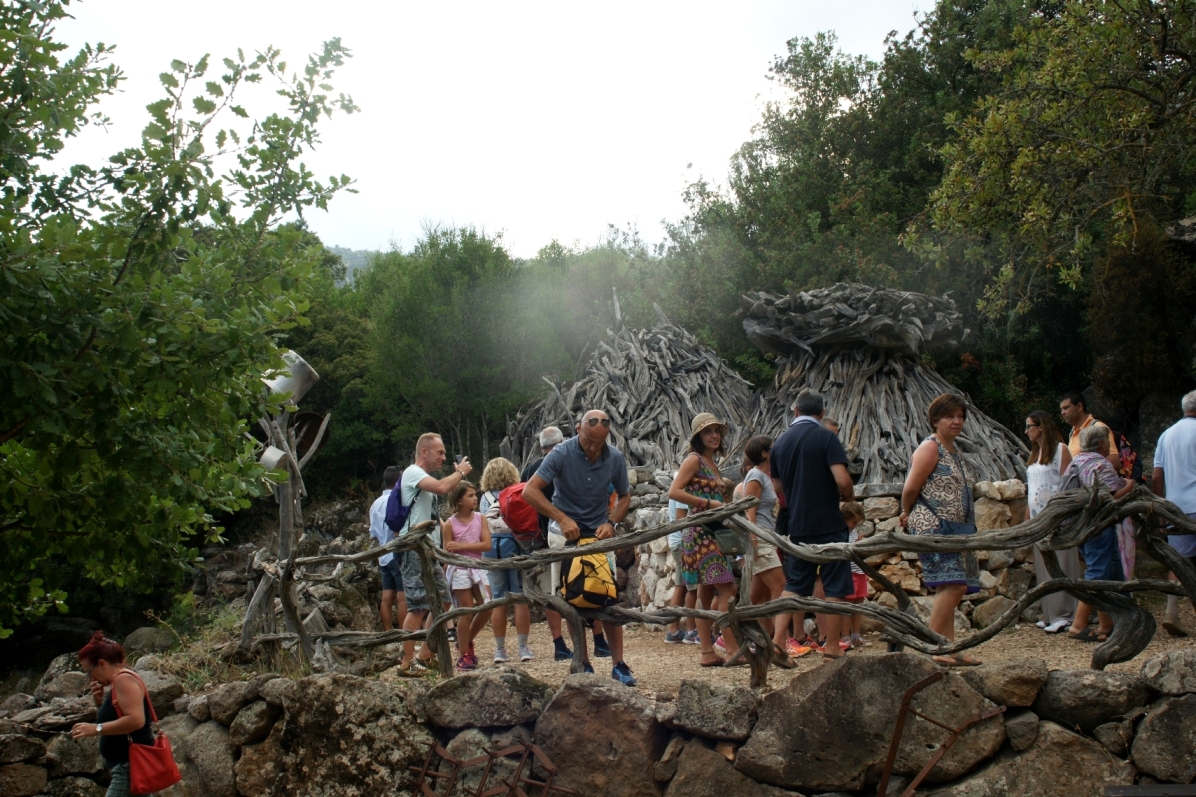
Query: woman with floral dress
669 413 740 667
900 394 982 666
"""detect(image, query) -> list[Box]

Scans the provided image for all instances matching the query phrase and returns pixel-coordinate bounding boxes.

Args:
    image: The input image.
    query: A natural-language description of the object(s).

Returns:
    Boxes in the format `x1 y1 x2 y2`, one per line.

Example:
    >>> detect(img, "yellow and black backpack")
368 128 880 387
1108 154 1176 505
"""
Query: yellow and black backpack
560 538 617 609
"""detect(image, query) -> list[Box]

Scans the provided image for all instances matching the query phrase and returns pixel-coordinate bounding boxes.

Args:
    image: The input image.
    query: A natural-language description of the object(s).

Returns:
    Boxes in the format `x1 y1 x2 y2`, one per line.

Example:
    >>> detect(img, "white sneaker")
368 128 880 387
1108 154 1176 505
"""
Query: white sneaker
519 646 534 662
1043 619 1070 634
1035 620 1047 629
494 648 510 663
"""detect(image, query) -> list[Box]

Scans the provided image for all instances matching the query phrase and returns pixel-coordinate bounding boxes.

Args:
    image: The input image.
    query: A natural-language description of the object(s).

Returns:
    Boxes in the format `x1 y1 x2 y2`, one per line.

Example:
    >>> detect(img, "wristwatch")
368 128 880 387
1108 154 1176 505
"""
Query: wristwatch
96 723 103 735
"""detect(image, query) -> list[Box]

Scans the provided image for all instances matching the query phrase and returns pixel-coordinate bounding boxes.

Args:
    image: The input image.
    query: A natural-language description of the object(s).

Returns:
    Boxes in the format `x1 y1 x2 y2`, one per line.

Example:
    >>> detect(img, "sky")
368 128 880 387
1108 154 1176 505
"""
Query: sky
57 1 926 258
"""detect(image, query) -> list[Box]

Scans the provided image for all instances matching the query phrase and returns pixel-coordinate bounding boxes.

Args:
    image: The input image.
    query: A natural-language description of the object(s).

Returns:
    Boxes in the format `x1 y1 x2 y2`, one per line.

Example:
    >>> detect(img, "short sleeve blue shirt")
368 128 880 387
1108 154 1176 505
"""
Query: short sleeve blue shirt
535 436 630 530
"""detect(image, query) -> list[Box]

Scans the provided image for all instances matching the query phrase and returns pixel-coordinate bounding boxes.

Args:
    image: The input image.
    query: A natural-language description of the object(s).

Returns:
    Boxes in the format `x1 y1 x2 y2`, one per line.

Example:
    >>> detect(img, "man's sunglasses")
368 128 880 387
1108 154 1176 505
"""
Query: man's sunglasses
585 418 611 427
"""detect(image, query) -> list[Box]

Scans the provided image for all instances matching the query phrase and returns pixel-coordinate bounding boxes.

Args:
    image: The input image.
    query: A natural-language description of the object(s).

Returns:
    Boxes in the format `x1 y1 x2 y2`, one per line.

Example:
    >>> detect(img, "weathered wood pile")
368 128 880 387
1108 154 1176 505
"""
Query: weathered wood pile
742 283 966 357
502 309 757 471
742 284 1027 484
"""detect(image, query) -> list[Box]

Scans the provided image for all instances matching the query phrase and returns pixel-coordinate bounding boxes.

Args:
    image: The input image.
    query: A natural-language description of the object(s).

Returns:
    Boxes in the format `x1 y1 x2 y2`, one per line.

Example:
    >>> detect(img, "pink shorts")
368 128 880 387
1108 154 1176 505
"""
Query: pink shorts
848 572 870 601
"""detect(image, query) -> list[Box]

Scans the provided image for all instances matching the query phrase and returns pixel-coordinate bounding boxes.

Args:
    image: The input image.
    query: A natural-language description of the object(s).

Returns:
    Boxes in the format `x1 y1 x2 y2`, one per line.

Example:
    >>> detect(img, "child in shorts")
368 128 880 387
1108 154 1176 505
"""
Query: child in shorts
840 501 872 650
442 482 491 670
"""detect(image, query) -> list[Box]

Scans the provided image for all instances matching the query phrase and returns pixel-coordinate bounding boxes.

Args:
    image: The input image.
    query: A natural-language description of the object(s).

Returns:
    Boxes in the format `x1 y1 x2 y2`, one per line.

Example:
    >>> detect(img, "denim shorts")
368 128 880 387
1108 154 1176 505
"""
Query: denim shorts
1080 526 1126 582
782 530 854 598
486 535 524 598
379 558 403 592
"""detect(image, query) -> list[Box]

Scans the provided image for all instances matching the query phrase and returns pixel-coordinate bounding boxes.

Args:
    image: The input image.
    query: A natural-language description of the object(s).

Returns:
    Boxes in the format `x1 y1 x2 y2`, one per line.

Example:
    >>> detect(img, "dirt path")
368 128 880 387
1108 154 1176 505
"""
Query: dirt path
411 599 1196 694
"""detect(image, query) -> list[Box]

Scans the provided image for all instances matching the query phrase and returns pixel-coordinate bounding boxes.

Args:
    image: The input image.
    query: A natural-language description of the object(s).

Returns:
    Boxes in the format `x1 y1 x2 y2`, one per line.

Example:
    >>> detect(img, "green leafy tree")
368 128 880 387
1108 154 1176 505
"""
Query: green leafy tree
0 0 356 634
932 0 1196 316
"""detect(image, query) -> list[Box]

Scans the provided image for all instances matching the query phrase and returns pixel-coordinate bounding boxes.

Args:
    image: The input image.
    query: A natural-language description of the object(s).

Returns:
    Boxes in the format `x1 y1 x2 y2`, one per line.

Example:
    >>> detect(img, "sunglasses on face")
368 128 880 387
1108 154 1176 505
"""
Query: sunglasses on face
1025 423 1039 430
585 418 611 428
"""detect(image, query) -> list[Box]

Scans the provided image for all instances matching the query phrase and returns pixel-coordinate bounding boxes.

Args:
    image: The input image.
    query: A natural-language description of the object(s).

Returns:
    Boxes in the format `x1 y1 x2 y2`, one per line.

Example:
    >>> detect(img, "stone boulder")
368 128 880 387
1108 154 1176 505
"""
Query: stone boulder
1031 670 1152 733
736 653 1005 792
34 671 89 703
663 740 801 797
178 720 236 797
229 700 281 747
927 721 1134 797
37 654 80 694
0 694 37 717
971 596 1017 629
0 763 47 797
15 697 96 732
122 626 177 654
973 498 1011 531
133 668 184 713
534 673 666 797
1141 648 1196 695
188 694 211 723
424 666 554 729
660 680 759 741
268 673 434 796
43 735 100 777
45 775 104 796
207 674 277 726
1130 694 1196 784
1003 711 1038 751
1093 721 1131 757
960 659 1048 707
235 724 283 797
0 734 45 764
257 677 294 708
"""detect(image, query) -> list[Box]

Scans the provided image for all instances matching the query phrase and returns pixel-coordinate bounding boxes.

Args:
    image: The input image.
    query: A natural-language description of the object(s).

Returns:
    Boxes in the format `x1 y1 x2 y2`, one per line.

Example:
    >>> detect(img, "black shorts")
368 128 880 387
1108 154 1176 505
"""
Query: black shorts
783 530 854 599
379 558 403 592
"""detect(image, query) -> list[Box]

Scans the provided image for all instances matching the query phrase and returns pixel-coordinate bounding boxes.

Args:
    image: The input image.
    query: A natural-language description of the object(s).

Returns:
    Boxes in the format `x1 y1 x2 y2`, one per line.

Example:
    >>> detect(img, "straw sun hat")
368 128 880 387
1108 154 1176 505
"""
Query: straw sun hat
690 412 728 437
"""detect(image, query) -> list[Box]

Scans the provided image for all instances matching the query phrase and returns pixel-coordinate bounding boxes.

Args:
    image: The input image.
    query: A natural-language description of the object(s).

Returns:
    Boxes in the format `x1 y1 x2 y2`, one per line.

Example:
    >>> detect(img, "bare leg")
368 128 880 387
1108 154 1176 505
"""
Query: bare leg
684 589 697 632
696 584 719 664
400 610 425 667
380 590 397 632
607 624 624 663
930 584 975 664
453 589 475 652
819 598 846 659
715 583 740 656
667 585 687 634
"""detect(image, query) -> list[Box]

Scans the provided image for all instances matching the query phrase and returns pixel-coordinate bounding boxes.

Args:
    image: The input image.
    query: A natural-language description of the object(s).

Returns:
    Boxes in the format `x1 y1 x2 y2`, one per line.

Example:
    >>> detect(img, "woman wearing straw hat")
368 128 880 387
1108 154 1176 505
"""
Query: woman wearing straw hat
669 413 741 667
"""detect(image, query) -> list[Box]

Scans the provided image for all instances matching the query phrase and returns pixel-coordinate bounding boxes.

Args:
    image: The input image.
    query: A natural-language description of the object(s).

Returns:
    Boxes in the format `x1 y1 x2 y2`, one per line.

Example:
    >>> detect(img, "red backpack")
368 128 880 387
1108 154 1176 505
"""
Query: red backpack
498 482 541 543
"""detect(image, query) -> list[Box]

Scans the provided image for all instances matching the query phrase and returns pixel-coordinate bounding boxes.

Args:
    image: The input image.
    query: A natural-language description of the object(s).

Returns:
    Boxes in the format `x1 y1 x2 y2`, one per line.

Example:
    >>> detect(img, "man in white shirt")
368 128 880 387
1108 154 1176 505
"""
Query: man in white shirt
1152 389 1196 637
397 432 472 675
369 466 407 632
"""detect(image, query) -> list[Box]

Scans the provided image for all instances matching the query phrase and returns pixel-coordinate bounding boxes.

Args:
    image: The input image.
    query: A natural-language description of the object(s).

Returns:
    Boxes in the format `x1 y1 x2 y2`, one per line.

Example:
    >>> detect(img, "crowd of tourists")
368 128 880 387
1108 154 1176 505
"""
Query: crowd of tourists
357 387 1196 684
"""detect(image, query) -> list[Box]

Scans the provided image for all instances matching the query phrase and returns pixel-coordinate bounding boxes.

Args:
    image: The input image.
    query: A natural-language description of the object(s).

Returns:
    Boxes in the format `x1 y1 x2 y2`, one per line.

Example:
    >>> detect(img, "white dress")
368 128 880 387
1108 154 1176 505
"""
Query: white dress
1027 442 1082 625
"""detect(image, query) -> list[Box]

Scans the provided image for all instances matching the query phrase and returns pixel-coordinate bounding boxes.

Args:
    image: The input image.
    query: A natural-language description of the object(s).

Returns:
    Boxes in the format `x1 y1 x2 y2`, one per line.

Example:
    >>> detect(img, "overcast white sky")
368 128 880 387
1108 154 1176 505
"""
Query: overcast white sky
57 1 926 258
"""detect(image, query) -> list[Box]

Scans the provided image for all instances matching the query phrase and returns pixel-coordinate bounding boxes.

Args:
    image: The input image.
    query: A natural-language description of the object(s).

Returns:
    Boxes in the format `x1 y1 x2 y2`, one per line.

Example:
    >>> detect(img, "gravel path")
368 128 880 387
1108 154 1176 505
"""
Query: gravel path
439 598 1195 695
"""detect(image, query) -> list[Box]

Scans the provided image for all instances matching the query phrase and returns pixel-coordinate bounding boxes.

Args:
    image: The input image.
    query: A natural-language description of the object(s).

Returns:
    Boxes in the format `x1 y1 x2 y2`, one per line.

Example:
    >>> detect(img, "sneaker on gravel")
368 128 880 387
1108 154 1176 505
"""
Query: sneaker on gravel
398 660 429 678
839 637 852 651
519 646 534 662
612 661 637 687
456 653 477 671
447 628 457 642
713 634 727 652
683 630 700 645
493 648 510 664
593 640 612 658
785 638 812 658
583 662 594 674
664 630 685 644
848 633 870 649
554 647 574 661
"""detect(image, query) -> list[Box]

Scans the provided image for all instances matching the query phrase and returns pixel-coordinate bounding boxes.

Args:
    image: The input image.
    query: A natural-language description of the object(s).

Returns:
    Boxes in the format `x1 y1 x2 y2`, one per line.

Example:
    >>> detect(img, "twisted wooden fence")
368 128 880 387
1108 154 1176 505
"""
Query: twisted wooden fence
243 485 1196 687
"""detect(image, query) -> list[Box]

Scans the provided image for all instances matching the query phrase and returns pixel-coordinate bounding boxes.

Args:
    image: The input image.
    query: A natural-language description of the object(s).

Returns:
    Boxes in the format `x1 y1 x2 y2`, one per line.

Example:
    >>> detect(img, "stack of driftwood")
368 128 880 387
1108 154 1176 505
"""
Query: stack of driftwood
742 283 966 357
743 285 1027 484
502 309 756 472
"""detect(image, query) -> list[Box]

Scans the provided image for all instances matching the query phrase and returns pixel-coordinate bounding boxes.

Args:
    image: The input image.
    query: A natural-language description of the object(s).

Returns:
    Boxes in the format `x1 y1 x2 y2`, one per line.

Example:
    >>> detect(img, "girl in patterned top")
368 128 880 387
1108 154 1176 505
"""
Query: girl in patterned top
899 394 982 666
669 413 741 667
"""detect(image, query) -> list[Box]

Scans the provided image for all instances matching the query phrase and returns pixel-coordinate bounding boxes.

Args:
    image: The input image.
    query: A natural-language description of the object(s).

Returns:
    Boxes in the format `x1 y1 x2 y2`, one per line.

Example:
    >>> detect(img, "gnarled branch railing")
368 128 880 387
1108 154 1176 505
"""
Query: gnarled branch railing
247 485 1196 684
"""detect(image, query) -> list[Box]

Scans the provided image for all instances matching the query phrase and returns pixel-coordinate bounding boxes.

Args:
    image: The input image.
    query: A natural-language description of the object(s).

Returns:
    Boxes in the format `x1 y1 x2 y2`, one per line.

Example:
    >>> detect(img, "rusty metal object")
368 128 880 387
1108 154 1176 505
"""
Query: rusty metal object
411 741 576 797
877 671 1007 797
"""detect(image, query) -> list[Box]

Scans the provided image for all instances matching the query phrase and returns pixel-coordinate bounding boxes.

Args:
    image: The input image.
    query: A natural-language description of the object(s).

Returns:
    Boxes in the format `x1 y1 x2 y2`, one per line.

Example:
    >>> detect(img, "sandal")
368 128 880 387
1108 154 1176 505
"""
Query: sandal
700 651 724 667
951 654 983 667
1068 628 1106 643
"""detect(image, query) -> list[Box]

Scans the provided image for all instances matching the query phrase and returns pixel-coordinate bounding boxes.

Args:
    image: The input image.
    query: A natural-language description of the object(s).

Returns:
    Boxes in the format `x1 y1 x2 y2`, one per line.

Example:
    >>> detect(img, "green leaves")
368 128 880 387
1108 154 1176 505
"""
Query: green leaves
0 0 355 634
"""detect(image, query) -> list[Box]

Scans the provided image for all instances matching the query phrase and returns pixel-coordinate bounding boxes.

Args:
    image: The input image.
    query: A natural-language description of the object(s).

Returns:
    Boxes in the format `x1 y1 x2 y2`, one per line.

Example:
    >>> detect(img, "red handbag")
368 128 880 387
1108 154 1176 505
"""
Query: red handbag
112 670 183 794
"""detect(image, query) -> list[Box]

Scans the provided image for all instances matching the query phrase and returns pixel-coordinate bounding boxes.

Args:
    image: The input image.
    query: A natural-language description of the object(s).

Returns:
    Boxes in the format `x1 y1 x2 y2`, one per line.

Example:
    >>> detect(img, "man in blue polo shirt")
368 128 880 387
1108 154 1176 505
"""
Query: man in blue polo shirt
770 389 855 662
523 409 636 686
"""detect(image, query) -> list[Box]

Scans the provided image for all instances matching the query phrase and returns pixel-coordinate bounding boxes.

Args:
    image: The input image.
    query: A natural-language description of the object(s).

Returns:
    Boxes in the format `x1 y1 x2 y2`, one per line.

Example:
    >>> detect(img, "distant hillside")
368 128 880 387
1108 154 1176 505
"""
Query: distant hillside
328 246 379 282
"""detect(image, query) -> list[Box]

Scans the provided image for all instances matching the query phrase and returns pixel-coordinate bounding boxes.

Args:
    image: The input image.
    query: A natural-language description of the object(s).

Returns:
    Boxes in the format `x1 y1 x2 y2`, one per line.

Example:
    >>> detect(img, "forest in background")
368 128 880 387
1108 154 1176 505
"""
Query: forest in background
292 0 1196 497
5 0 1196 639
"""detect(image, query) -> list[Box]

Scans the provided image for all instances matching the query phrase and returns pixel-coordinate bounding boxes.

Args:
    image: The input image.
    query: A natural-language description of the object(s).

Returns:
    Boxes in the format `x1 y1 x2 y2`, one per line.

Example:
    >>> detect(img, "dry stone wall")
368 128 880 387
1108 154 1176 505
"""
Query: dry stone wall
4 646 1194 796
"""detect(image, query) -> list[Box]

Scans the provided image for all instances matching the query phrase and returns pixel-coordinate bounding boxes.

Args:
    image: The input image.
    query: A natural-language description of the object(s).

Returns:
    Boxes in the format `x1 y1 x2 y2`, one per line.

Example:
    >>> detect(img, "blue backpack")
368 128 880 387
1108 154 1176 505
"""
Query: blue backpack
384 482 420 534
